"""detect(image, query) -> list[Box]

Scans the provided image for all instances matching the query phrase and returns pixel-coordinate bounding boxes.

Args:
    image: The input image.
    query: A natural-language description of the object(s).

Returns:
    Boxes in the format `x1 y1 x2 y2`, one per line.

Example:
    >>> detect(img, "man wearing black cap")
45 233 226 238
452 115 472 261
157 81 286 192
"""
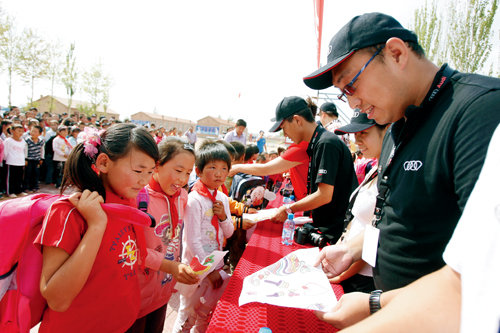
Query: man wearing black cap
269 96 357 242
306 12 500 328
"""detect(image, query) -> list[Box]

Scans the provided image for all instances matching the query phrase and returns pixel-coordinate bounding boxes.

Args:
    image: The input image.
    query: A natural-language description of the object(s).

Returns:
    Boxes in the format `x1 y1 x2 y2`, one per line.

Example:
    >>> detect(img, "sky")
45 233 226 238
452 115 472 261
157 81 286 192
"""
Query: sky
0 0 496 134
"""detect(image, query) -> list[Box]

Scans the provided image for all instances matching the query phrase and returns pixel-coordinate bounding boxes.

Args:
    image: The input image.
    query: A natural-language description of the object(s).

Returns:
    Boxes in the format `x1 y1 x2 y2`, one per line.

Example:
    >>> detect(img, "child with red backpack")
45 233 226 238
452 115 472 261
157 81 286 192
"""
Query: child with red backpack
35 123 159 333
127 138 199 333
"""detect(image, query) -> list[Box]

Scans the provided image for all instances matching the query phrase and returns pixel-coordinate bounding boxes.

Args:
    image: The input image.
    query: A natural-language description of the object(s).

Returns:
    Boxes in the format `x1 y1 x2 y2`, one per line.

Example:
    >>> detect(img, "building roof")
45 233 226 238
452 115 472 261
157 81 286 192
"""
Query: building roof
35 95 119 116
131 111 196 125
197 116 235 126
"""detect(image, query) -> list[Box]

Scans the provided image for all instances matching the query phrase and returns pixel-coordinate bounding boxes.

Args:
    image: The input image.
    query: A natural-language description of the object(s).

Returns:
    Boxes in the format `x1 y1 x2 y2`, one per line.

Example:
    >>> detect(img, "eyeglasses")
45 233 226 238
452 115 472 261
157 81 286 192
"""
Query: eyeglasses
337 46 384 102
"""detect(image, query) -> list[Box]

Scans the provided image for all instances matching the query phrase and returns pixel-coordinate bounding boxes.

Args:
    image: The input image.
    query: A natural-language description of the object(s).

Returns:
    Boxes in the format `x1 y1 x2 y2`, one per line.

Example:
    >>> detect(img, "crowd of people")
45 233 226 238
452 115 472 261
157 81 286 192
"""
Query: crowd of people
0 109 200 200
1 11 499 333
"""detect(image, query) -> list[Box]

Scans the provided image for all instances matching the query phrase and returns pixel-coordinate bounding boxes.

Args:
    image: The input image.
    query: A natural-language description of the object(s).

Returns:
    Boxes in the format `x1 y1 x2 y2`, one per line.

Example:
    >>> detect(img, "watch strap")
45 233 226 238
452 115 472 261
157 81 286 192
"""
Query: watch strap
369 289 383 314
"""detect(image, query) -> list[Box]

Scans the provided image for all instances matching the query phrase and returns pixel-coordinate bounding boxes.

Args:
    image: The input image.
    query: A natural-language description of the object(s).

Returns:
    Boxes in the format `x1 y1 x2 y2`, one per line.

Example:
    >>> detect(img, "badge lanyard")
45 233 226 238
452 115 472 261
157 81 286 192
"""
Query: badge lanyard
306 125 326 195
372 65 454 227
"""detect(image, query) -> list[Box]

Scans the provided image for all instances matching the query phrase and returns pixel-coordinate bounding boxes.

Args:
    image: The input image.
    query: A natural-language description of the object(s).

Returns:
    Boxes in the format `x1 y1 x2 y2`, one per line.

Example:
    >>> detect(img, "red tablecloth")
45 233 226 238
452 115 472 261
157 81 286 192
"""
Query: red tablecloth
207 221 343 333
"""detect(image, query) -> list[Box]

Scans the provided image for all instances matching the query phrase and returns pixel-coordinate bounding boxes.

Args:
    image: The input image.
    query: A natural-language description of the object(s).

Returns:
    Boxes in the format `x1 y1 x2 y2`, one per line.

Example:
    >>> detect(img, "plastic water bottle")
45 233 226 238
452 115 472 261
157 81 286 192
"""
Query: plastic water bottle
281 213 295 245
282 195 294 205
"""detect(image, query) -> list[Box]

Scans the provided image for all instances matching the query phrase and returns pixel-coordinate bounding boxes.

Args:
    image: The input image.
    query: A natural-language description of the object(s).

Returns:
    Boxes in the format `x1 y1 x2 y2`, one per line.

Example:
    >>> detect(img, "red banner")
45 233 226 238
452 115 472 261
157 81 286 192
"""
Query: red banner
313 0 324 68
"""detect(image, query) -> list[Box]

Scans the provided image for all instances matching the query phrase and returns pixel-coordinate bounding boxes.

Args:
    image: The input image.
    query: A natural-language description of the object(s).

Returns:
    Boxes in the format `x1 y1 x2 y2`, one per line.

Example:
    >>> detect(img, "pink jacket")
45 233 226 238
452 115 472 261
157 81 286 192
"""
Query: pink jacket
137 185 188 318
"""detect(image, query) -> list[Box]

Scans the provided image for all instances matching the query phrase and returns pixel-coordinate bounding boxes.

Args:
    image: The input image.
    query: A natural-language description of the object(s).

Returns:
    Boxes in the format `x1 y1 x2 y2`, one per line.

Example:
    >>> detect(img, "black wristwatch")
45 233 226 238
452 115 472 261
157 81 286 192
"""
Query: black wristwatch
369 290 383 314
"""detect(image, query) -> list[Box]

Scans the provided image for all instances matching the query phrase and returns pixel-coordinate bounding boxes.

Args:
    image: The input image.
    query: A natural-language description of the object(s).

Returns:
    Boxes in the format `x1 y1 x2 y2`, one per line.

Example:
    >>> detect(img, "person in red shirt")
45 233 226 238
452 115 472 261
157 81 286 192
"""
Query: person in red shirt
36 123 159 333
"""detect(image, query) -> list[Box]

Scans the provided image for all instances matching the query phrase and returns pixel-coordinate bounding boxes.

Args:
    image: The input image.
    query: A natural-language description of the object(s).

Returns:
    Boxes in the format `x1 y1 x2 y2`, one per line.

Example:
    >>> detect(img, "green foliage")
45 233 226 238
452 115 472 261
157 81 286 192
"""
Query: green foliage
76 103 93 116
17 28 49 103
413 0 498 74
46 41 63 112
81 61 112 114
61 43 77 112
0 14 22 107
412 0 444 65
448 0 498 73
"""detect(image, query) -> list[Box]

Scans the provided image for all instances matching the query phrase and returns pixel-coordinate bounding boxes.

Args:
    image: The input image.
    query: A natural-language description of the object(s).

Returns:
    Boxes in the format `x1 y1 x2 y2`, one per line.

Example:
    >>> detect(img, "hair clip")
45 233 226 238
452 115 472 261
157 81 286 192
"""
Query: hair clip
183 143 194 151
82 127 101 160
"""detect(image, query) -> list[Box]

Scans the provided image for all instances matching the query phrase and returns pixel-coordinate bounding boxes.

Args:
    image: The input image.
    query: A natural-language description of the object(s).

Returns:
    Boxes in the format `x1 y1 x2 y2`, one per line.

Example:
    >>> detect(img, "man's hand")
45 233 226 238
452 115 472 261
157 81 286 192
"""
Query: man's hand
315 292 371 329
314 244 354 278
212 200 227 221
172 262 199 285
270 205 287 223
242 218 255 230
247 208 258 214
207 270 223 289
228 165 242 177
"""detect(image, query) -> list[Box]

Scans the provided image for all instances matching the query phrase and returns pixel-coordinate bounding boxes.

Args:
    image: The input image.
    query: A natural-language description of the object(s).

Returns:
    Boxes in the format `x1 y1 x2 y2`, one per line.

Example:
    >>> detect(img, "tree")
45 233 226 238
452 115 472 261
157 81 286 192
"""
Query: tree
61 43 77 113
81 61 112 114
46 40 63 112
412 0 445 65
0 15 22 107
448 0 498 73
17 28 49 104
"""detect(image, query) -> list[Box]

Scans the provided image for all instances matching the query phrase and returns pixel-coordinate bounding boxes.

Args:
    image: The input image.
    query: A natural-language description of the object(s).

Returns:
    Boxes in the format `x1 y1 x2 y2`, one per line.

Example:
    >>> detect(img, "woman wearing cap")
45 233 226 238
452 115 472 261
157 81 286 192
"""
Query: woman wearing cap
321 112 388 294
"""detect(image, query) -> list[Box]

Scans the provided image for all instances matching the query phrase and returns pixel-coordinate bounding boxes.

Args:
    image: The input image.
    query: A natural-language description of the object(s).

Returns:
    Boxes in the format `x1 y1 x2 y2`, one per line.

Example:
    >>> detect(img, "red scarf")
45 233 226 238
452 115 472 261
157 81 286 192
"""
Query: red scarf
192 179 221 248
219 184 229 196
58 134 73 149
148 177 180 234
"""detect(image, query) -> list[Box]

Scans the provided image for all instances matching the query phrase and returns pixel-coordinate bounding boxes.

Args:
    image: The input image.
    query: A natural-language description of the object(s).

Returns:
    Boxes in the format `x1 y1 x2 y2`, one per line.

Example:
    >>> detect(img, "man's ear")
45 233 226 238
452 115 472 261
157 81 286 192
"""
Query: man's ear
293 114 303 126
385 37 409 70
95 153 111 173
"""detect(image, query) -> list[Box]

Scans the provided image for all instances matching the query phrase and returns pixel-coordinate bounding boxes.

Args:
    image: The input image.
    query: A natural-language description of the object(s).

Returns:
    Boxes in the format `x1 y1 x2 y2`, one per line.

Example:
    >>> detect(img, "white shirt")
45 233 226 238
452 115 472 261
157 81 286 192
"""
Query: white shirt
345 166 378 277
443 124 500 333
52 136 72 162
224 130 246 145
3 137 27 166
182 189 234 270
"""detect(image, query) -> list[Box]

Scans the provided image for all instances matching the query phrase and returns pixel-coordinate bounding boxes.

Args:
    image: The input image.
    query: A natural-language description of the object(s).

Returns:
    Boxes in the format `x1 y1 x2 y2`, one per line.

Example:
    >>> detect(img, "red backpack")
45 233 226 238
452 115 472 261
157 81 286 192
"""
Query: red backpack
0 193 152 333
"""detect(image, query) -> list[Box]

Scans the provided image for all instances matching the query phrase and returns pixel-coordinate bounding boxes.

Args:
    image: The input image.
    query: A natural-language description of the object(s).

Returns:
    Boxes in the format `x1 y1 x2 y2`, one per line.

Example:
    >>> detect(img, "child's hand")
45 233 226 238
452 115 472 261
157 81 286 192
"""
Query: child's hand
212 200 227 221
207 270 223 289
68 190 107 230
173 262 199 285
247 208 258 214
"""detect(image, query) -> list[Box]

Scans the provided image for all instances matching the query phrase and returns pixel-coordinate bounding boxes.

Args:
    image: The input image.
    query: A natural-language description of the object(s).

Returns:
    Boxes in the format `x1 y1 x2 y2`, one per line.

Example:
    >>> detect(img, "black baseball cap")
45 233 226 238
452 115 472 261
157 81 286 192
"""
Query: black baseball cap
304 12 419 90
320 102 338 117
334 111 375 134
269 96 309 132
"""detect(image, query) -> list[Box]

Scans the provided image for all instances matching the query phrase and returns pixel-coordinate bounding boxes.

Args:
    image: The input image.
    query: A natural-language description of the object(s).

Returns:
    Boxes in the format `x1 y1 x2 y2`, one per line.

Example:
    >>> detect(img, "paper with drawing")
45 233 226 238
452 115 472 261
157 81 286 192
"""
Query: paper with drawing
239 247 337 311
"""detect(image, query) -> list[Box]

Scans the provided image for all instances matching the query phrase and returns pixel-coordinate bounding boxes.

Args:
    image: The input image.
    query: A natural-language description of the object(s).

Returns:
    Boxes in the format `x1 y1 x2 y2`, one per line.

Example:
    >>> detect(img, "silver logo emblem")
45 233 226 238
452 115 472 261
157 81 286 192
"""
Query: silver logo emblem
403 160 422 171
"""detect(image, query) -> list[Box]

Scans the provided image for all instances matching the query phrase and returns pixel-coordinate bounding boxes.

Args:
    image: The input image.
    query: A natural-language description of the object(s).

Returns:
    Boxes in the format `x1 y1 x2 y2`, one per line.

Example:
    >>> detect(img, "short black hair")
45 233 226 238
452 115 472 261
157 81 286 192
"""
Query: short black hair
229 141 245 161
364 41 425 60
32 125 43 134
235 119 247 127
195 140 231 172
244 143 260 161
285 107 315 123
216 139 237 160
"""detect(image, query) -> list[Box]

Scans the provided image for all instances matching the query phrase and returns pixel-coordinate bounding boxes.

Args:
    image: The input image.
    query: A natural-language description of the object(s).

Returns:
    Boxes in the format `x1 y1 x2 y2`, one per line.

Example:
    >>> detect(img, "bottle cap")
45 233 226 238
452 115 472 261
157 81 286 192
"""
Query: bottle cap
258 328 272 333
288 213 294 220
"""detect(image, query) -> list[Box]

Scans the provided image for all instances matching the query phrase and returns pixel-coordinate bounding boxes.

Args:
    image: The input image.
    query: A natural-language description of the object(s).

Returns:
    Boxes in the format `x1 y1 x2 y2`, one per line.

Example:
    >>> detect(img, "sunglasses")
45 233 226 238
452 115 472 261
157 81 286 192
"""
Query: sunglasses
337 46 384 102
